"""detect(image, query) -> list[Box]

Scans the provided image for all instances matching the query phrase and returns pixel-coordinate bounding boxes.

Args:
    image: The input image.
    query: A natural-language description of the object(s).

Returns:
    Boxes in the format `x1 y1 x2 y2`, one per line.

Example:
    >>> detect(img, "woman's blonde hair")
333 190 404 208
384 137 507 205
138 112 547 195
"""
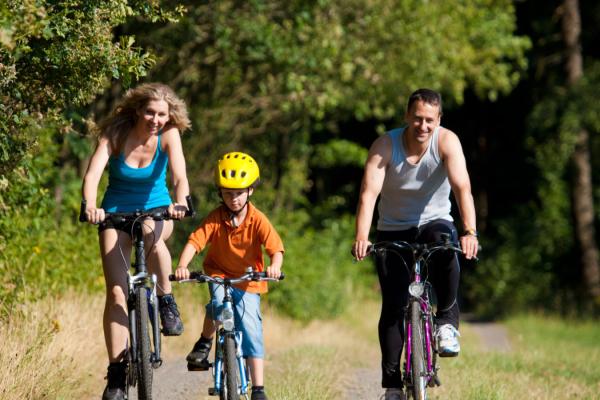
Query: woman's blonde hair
98 83 191 153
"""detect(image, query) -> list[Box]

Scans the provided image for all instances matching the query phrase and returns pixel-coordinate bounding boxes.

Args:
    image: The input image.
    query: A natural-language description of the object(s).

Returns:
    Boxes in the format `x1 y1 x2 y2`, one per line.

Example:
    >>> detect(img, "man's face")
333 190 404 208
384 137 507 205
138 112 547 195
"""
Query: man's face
404 100 441 144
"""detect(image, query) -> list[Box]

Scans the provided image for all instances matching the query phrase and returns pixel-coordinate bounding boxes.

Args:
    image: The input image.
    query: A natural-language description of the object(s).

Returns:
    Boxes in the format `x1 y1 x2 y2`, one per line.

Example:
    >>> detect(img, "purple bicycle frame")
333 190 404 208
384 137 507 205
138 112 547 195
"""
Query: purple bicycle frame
404 259 435 384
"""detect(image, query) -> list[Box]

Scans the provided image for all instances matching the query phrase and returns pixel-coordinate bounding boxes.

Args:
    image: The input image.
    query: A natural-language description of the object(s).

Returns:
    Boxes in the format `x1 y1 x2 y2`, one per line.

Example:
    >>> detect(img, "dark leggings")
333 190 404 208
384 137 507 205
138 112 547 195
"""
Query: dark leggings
375 219 461 388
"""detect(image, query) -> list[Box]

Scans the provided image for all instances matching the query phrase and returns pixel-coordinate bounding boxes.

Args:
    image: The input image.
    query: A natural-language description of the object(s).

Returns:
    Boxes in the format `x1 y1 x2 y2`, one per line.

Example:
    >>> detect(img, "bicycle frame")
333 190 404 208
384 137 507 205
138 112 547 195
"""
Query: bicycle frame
171 269 283 399
370 235 463 399
211 286 250 397
127 219 162 369
404 257 437 392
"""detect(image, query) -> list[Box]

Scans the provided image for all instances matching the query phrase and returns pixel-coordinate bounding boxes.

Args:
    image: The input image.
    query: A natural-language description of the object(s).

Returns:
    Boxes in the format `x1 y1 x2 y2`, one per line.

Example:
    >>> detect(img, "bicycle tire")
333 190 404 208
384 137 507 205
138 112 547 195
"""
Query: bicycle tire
135 286 153 400
224 334 239 400
410 300 427 400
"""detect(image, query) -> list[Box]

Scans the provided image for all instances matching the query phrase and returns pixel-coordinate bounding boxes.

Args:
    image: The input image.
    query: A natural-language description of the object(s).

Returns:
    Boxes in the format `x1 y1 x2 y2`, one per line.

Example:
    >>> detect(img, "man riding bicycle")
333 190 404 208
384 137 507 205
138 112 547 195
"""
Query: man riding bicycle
352 88 479 400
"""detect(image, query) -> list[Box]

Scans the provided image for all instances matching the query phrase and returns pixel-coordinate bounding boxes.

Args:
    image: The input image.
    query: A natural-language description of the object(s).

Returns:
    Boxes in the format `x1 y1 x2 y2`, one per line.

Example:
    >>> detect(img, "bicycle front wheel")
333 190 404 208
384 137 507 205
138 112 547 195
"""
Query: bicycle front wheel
410 300 427 400
135 287 153 400
224 334 239 400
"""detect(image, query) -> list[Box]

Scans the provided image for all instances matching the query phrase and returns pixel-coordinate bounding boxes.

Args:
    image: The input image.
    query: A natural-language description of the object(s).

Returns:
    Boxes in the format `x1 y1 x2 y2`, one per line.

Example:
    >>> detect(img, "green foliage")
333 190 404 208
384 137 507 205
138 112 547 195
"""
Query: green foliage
0 1 184 308
468 63 600 317
266 214 377 321
136 0 529 215
0 126 101 307
311 139 367 169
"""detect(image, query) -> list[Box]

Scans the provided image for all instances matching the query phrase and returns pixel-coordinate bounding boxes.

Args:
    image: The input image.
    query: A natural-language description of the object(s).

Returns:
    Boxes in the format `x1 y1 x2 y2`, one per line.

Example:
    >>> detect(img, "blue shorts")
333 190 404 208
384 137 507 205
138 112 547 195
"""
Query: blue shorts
205 283 264 358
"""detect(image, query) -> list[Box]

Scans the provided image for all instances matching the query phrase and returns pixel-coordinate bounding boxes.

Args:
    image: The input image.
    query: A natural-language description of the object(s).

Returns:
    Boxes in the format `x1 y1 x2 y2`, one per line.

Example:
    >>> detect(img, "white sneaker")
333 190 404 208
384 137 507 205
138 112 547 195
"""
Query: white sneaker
383 388 406 400
436 323 460 357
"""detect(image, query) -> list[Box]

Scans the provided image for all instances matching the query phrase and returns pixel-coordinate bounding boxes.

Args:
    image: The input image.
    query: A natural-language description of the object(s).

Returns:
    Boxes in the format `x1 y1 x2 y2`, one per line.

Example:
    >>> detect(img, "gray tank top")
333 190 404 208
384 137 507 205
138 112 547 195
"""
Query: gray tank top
377 126 453 231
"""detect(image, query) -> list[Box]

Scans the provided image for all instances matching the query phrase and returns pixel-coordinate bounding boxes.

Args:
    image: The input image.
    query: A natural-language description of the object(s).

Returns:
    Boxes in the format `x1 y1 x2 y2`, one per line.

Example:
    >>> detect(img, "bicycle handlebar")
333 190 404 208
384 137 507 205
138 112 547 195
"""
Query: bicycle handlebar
79 195 196 223
169 270 285 284
368 233 481 261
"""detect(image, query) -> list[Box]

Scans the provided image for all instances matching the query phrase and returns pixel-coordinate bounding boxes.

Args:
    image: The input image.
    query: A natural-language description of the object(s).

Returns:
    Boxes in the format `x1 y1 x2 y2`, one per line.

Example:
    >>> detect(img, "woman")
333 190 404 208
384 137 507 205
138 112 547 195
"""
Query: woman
82 83 191 400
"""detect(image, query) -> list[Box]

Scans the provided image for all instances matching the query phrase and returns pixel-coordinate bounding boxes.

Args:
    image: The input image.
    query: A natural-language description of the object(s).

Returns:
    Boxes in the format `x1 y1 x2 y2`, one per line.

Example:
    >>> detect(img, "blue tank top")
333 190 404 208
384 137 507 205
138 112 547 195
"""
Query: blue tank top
377 126 453 231
101 134 171 212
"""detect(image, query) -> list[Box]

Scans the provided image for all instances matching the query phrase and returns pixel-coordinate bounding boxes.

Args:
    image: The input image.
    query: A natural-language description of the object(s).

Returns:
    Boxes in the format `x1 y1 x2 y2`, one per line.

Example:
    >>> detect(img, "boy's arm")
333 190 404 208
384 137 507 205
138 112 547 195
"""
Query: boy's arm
175 243 198 280
266 251 283 279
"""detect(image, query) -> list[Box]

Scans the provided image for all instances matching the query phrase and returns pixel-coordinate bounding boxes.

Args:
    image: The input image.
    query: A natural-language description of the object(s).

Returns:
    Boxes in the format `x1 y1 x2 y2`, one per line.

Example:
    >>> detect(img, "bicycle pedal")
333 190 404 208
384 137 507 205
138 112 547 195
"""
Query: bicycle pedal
438 351 459 358
187 361 211 371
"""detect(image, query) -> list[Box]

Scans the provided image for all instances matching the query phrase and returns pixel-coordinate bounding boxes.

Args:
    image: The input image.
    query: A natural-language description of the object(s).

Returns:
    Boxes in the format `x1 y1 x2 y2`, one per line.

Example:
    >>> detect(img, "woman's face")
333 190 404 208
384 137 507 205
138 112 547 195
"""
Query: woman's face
138 99 170 134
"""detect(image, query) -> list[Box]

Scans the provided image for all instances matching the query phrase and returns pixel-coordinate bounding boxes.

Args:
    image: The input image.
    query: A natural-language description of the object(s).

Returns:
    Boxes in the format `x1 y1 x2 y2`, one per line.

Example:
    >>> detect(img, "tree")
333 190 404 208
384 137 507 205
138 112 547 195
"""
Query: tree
561 0 600 300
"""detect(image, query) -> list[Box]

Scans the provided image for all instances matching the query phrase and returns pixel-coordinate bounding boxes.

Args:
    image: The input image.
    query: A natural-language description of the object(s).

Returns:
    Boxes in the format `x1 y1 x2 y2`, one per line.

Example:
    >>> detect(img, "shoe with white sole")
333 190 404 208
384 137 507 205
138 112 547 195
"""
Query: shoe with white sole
436 323 460 357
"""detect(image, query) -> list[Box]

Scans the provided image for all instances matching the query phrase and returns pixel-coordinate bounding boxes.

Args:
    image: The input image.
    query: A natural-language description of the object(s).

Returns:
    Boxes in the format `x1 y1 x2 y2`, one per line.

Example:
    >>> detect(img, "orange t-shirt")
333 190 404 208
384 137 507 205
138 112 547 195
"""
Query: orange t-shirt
187 202 284 294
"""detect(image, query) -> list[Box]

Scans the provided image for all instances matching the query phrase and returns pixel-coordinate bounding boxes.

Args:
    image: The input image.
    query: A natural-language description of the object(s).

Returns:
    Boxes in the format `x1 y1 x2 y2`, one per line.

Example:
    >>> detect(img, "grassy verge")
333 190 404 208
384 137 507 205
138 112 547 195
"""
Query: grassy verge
2 292 600 399
430 315 600 399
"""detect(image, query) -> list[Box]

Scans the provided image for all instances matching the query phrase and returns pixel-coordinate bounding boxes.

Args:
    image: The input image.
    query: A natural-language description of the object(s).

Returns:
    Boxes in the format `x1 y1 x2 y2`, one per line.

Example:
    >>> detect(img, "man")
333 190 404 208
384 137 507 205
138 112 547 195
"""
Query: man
352 88 479 400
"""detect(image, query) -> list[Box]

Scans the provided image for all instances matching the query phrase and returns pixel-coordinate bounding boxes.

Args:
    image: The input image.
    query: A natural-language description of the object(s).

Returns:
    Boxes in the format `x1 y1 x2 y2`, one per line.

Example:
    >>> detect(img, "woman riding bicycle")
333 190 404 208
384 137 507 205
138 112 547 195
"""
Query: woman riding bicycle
81 83 191 400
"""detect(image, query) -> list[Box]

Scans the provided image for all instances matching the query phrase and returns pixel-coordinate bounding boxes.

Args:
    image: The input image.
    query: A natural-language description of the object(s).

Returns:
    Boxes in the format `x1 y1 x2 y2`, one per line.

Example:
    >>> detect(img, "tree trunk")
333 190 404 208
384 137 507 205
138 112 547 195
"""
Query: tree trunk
561 0 600 299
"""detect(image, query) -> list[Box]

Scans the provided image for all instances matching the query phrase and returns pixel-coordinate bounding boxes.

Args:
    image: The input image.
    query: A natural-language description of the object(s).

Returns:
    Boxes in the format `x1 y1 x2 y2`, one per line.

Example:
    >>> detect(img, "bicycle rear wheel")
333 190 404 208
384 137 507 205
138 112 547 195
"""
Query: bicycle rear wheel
135 286 153 400
410 300 427 400
224 334 239 400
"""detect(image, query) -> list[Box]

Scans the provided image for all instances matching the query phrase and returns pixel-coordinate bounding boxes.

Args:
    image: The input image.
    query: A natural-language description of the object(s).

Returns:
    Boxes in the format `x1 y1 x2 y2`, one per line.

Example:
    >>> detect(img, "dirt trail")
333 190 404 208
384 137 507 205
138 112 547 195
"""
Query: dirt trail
127 356 211 400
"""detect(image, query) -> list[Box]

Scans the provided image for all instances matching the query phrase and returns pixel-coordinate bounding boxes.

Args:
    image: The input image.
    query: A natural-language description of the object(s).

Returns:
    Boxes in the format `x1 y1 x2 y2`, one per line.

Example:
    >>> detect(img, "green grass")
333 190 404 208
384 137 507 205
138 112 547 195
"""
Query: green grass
435 315 600 400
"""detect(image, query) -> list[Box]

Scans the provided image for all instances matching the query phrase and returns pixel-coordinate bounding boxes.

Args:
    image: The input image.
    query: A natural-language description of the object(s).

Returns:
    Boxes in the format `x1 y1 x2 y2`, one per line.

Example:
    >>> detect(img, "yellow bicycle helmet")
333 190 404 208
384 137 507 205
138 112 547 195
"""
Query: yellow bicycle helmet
215 152 260 189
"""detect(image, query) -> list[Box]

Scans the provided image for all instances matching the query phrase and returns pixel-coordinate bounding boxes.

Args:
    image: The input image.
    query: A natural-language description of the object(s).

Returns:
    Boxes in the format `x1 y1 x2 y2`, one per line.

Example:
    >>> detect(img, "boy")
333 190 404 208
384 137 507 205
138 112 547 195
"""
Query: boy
175 152 284 400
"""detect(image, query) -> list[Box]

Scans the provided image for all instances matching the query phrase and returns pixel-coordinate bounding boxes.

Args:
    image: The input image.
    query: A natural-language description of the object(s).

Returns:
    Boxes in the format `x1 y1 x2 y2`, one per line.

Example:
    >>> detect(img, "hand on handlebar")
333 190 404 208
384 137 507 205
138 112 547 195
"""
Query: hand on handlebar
460 234 479 260
168 203 188 220
85 207 106 224
265 265 282 279
174 265 190 281
352 239 372 261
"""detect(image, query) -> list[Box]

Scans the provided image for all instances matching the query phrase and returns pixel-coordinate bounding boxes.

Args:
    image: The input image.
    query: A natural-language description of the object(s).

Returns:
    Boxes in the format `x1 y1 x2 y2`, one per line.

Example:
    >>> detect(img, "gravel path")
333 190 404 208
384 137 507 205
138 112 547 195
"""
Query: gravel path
137 322 511 399
127 356 211 400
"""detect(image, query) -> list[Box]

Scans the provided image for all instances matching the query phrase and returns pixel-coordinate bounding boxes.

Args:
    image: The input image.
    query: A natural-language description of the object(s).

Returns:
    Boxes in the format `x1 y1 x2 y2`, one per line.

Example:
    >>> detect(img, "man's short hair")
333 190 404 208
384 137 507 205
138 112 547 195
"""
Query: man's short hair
407 89 443 116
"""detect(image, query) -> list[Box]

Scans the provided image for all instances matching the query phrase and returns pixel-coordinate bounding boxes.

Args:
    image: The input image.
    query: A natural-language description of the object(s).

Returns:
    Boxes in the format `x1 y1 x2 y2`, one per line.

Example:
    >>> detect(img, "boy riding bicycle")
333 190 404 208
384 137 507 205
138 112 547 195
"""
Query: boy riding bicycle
174 152 284 400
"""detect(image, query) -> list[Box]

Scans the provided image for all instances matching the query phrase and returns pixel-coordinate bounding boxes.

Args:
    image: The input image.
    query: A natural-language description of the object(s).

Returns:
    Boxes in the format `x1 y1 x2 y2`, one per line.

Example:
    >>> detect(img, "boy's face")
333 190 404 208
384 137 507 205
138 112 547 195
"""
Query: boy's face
220 188 253 212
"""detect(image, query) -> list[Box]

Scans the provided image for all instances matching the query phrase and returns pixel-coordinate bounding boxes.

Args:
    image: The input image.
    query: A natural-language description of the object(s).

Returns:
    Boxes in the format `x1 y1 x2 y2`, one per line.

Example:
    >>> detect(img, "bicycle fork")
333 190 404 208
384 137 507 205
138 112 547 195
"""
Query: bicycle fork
211 298 249 396
128 273 162 368
406 301 441 380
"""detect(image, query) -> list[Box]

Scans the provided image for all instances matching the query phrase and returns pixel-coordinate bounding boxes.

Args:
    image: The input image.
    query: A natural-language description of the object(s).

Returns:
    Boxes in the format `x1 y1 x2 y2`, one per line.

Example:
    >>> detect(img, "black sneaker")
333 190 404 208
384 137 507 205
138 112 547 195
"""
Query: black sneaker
251 387 268 400
186 336 212 371
158 294 184 336
102 362 126 400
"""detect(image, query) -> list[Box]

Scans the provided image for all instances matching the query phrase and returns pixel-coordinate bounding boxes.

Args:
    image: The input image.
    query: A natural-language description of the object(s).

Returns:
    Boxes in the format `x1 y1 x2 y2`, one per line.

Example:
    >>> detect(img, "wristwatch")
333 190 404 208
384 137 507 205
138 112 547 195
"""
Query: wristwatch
463 228 478 237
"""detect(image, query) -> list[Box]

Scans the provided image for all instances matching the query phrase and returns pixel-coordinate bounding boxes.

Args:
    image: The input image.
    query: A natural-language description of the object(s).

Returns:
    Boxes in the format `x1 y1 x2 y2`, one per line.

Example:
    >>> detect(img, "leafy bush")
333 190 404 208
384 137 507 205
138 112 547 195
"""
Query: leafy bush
266 213 377 321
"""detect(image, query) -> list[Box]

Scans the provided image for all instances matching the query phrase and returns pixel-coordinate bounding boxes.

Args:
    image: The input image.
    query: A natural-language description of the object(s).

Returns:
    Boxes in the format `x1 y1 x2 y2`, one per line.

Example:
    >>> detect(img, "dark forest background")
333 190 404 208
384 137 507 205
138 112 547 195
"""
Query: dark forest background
2 0 600 320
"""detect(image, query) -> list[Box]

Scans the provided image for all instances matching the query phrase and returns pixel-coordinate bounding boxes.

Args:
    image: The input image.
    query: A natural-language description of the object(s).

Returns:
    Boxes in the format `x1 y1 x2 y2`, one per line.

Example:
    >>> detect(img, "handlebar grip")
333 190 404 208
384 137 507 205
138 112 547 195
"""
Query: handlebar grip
169 271 207 282
185 195 196 217
252 271 285 280
79 200 88 222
